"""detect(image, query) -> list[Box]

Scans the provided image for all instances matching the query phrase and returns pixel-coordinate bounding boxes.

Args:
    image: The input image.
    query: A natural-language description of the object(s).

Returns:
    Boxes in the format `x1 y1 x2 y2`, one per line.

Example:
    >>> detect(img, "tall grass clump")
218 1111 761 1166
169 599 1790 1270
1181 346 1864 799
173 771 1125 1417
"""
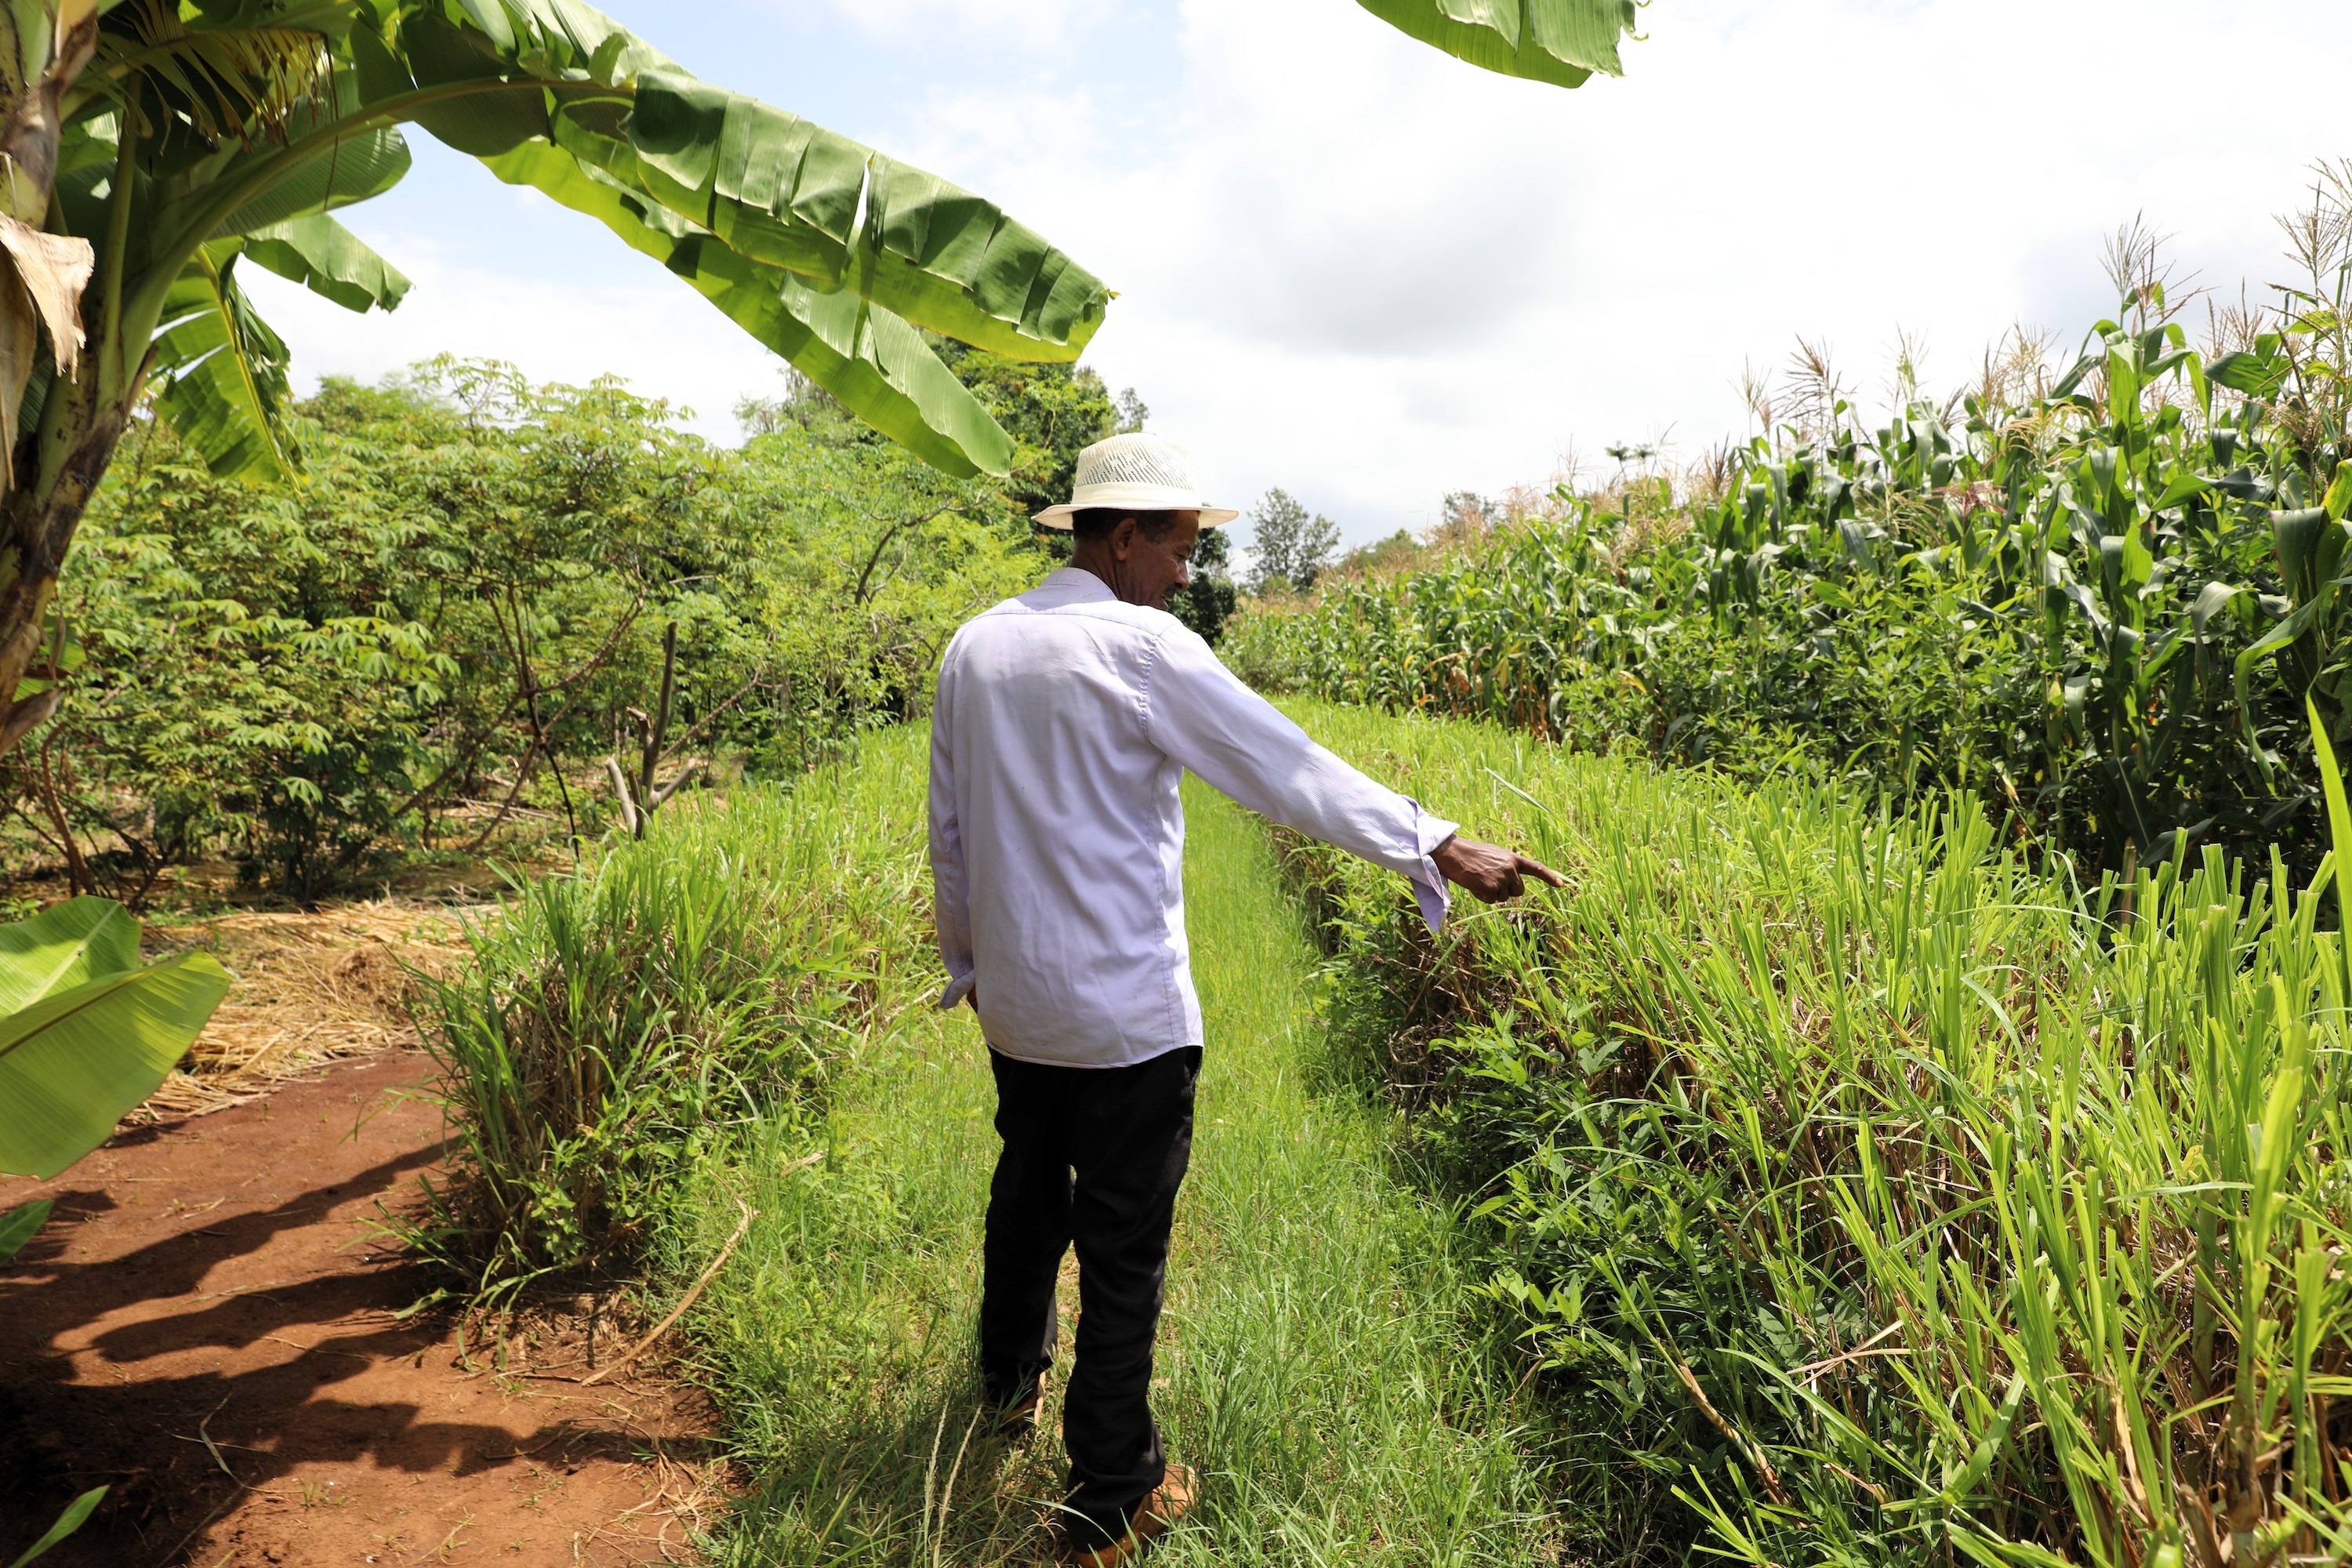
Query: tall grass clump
1279 696 2352 1568
408 732 935 1299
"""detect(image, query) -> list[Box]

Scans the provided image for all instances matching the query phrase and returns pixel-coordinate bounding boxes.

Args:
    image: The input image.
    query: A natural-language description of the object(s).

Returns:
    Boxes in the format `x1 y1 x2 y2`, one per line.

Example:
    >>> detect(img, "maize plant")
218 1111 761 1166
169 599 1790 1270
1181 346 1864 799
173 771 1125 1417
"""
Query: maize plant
1236 289 2352 880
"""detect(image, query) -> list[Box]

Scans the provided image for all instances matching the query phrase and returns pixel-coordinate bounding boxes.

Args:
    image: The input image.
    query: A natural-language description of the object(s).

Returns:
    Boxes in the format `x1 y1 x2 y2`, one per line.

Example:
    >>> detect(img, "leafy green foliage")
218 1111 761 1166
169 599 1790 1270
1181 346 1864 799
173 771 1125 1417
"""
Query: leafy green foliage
927 336 1145 518
0 1197 51 1262
5 1486 107 1568
1246 486 1341 595
31 0 1116 481
1283 696 2352 1568
22 359 1044 902
1233 296 2352 877
1170 521 1240 645
0 895 229 1180
403 747 935 1297
1353 0 1639 88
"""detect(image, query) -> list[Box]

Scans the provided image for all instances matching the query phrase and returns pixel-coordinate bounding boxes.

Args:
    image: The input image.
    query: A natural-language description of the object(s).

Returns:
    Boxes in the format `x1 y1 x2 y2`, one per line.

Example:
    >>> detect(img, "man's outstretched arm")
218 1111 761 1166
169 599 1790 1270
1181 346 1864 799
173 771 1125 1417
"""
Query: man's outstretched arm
1140 630 1561 920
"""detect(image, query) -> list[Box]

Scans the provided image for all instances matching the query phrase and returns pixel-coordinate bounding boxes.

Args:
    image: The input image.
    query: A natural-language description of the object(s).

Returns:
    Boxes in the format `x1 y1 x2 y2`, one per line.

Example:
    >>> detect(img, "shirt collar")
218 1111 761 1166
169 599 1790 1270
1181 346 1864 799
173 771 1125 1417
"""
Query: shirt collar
1041 566 1116 601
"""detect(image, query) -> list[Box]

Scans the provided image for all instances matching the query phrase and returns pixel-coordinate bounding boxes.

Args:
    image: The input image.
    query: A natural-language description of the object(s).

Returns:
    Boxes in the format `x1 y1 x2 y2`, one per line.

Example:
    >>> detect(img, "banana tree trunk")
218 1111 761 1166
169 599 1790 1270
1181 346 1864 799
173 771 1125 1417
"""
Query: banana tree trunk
0 1 103 756
0 384 125 750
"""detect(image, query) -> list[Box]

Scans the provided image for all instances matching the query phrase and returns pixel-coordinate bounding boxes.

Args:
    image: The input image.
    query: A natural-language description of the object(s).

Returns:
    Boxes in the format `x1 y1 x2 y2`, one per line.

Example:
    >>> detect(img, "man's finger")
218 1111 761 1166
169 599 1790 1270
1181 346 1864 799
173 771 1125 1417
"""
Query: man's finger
1517 855 1566 888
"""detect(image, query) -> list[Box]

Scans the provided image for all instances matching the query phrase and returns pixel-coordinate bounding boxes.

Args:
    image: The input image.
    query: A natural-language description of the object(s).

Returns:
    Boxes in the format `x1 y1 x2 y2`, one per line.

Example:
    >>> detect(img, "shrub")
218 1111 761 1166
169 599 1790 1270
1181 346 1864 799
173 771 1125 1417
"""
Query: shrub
21 362 1040 903
404 732 935 1299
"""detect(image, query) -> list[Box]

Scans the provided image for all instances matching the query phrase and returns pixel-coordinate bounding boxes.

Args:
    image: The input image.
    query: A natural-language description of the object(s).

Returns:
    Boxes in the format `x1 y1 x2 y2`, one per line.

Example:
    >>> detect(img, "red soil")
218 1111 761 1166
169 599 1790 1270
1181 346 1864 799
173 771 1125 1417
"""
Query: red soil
0 1052 720 1567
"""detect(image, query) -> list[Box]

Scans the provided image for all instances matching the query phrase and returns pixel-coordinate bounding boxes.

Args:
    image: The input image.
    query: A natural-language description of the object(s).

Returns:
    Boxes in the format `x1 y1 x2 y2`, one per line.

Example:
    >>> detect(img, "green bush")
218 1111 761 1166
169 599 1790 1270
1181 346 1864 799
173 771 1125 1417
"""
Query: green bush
404 734 936 1299
20 361 1040 902
1280 697 2352 1568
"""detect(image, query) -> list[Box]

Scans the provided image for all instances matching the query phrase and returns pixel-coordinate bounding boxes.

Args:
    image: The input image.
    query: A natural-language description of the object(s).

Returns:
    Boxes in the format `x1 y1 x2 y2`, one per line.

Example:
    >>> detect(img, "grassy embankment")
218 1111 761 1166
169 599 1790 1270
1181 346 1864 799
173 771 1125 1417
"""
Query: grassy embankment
666 731 1562 1565
1284 696 2352 1568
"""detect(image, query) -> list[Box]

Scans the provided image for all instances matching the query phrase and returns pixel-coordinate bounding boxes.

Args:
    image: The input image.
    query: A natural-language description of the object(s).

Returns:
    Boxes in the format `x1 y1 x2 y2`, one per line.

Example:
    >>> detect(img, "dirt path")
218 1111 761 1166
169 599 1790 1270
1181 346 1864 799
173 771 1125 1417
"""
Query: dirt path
0 1053 720 1568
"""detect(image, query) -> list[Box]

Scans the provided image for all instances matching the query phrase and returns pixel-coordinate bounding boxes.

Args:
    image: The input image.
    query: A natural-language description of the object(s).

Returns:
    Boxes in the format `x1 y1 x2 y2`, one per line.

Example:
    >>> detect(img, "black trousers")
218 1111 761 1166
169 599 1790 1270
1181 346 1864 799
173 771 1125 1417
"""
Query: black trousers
979 1044 1200 1544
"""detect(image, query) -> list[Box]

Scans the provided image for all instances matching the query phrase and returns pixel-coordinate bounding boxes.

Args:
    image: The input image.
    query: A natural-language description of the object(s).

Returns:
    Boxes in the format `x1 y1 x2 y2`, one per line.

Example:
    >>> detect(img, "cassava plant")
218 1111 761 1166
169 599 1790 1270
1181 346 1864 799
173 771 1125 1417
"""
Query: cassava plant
0 0 1646 764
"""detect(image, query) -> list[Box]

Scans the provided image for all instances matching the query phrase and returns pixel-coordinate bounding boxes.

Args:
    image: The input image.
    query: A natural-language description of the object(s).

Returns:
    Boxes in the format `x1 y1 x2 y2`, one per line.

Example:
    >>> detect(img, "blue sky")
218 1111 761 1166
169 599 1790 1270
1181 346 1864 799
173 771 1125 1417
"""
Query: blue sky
256 0 2352 550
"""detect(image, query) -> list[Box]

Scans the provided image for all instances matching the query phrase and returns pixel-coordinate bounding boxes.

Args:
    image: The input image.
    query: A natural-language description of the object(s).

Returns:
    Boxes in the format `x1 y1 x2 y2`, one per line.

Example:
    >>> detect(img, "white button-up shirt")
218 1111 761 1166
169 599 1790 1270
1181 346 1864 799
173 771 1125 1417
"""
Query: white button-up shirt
929 568 1458 1069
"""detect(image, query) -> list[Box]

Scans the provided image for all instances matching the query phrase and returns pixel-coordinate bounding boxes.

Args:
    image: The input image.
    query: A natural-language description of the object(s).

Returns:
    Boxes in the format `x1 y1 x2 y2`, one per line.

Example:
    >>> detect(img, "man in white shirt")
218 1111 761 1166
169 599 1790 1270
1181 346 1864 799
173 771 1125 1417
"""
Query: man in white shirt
929 434 1559 1566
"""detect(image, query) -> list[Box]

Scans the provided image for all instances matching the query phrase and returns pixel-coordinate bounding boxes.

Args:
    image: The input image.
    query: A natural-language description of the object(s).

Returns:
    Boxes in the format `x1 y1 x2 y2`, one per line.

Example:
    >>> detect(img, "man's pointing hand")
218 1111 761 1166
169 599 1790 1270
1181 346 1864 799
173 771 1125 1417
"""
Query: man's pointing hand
1432 834 1566 904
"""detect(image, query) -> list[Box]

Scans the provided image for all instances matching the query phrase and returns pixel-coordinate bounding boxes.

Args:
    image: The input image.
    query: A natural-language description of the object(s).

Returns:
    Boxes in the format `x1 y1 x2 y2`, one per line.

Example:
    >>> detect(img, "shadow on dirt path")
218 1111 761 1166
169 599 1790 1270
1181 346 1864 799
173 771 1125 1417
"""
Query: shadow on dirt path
0 1052 720 1567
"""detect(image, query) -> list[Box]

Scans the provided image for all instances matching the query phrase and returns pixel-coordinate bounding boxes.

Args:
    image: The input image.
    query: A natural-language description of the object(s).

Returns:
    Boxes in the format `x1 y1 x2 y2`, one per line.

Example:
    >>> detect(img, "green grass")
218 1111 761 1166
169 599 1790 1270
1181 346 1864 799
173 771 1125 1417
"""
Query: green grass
403 739 937 1298
678 746 1563 1565
1276 695 2352 1568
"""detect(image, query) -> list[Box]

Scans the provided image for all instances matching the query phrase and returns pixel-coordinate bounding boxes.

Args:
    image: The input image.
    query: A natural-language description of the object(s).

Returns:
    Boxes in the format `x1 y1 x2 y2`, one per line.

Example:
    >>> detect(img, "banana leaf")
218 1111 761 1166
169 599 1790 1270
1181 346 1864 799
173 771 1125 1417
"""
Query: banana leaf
1354 0 1639 86
0 895 138 1013
0 1196 50 1261
0 895 232 1181
147 243 293 481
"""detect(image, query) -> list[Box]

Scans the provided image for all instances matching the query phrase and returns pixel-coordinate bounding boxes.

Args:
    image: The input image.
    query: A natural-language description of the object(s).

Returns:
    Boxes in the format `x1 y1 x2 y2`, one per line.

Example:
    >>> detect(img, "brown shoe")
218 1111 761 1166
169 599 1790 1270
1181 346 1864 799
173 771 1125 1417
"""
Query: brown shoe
1072 1465 1196 1568
993 1371 1047 1440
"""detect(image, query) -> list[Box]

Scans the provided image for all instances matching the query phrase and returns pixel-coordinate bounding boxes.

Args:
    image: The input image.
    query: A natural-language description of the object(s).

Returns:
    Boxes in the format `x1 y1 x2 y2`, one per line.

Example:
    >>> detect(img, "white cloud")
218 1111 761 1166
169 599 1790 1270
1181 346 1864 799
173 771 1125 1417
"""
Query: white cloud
252 234 782 435
272 0 2352 546
1018 0 2352 538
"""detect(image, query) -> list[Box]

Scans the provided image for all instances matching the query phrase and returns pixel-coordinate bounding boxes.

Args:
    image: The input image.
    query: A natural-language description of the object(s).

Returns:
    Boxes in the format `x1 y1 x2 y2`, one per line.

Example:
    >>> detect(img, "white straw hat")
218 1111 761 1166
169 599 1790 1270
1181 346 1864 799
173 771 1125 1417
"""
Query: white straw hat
1032 434 1240 530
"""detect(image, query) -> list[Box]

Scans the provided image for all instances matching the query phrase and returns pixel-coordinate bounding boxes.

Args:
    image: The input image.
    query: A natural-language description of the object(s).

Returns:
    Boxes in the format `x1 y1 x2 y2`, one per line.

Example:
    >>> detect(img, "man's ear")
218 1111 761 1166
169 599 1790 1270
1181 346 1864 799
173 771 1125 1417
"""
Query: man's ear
1109 517 1138 559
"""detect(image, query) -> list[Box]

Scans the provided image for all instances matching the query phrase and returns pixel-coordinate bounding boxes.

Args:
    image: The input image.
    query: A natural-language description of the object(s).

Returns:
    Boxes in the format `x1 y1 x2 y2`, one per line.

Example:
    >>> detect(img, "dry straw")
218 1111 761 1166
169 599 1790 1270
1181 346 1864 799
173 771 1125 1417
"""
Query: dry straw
137 898 474 1118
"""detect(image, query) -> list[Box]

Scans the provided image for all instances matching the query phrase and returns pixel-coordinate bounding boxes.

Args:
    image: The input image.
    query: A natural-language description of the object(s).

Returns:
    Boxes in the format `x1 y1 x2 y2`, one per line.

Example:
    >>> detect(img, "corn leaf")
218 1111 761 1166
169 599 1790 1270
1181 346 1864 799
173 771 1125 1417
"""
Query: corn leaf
1353 0 1638 86
4 1486 107 1568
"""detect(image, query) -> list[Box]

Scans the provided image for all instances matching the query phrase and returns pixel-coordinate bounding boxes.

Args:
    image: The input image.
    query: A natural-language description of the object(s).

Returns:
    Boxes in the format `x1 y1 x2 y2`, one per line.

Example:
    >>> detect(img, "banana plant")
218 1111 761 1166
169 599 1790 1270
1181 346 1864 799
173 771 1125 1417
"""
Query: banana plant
0 0 1119 754
0 0 1651 761
0 893 227 1563
1356 0 1642 87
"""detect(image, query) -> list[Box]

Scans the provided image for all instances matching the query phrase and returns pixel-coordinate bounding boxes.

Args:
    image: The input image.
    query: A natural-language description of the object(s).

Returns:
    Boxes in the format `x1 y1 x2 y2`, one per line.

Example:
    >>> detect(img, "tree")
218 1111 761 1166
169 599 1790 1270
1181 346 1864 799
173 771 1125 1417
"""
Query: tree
1334 528 1421 579
0 0 1642 759
931 337 1145 519
1170 522 1236 644
1247 487 1341 595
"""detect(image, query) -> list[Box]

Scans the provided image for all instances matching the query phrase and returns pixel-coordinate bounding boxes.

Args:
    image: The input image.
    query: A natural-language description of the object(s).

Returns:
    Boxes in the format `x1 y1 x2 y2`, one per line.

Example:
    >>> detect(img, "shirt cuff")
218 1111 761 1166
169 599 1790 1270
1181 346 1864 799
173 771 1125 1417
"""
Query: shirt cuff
938 970 975 1011
1407 804 1458 936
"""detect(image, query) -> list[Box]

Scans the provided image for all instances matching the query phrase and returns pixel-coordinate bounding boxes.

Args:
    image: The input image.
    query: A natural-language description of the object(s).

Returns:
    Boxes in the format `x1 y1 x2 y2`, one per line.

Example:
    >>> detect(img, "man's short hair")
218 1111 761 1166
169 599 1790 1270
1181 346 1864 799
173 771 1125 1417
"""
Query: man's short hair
1070 507 1183 543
